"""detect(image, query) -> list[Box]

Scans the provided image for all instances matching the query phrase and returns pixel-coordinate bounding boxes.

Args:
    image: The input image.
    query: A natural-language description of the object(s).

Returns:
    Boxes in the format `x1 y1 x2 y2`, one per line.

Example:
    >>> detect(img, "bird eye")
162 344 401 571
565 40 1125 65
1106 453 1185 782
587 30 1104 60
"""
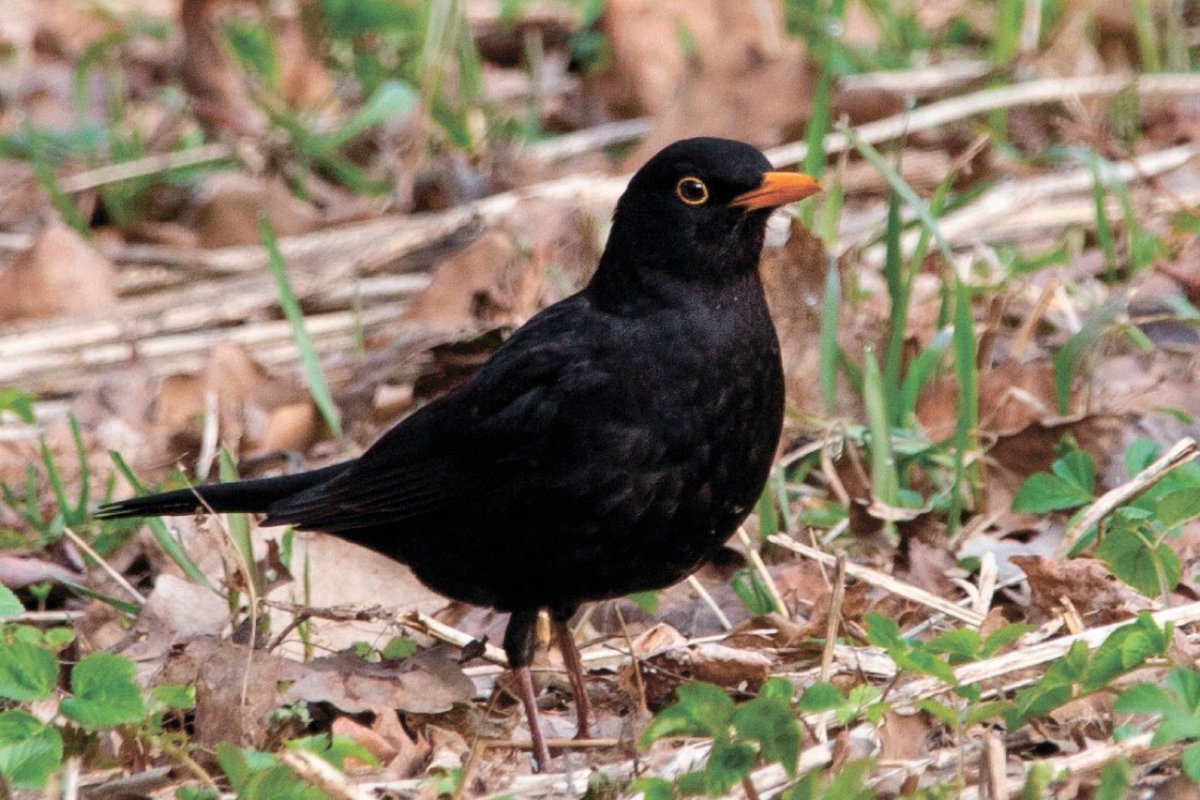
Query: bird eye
675 177 709 206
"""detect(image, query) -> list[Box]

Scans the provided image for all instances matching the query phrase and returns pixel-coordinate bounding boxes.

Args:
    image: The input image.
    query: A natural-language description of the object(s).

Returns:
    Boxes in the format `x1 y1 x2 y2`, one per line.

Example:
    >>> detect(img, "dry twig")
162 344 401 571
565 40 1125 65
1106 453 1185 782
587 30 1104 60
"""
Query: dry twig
1057 436 1200 556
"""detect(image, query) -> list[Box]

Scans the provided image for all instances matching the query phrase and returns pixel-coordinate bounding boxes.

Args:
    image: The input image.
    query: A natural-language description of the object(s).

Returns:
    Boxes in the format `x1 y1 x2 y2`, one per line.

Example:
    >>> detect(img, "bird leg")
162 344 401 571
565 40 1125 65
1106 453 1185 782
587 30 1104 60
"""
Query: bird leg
504 609 552 771
514 665 552 770
552 616 592 739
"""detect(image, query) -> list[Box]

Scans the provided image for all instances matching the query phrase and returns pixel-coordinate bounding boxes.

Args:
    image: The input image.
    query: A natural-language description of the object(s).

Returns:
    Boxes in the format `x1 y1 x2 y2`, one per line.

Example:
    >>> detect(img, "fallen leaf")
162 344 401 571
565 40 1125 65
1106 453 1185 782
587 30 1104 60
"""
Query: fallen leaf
274 11 334 109
0 554 83 589
646 642 772 689
0 225 117 320
617 0 813 162
179 0 266 135
161 637 285 748
331 715 398 765
402 230 542 330
372 707 431 777
0 160 50 230
761 220 836 418
192 172 320 248
279 649 475 715
878 709 930 761
154 341 317 463
1009 555 1150 625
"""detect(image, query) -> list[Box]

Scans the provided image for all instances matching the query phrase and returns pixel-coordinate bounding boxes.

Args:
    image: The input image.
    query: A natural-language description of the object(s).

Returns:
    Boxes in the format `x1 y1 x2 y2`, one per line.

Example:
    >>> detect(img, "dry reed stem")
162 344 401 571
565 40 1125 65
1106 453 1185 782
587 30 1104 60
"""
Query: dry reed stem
1057 436 1200 556
768 533 985 626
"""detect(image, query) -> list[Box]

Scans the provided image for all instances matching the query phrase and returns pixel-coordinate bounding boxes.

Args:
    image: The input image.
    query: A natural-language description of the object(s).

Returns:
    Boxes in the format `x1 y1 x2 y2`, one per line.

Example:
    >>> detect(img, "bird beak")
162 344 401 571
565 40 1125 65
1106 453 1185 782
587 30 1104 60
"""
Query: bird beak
732 172 821 212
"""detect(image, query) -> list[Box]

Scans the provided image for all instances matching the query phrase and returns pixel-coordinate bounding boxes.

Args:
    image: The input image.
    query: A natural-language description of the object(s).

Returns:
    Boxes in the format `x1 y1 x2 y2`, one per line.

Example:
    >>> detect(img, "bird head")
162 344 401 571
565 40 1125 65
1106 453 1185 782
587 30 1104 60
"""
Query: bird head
596 137 820 294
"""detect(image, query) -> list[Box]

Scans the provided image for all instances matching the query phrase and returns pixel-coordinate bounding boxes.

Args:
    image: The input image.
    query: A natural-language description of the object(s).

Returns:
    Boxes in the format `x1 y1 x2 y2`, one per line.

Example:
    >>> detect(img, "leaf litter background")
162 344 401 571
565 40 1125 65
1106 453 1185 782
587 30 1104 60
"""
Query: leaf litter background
3 0 1200 797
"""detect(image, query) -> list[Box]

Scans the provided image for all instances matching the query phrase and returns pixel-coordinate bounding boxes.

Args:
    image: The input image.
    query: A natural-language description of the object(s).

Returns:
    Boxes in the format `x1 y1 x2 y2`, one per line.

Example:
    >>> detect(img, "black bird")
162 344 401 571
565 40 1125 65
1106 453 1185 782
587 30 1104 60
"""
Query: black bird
97 137 819 769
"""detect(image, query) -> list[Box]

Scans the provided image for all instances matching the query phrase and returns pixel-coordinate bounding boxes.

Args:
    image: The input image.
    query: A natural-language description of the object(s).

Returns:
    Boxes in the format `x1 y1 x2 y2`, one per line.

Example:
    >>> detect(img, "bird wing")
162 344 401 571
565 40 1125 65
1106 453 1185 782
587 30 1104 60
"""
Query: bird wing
261 296 601 533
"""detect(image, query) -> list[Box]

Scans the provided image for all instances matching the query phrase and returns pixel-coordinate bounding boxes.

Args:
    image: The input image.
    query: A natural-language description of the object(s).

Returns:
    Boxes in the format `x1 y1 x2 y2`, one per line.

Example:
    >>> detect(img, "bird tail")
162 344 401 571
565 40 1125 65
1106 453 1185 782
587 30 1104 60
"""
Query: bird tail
94 462 351 522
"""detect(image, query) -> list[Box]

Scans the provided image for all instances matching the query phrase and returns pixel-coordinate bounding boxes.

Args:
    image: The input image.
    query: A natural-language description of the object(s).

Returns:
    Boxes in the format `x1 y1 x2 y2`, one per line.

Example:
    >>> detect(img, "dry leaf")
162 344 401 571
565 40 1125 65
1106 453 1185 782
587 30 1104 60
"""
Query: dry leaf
0 225 117 320
1009 555 1150 625
331 715 398 765
593 0 810 158
274 12 334 109
279 650 475 715
154 341 317 462
618 0 813 161
761 220 835 418
402 230 542 330
193 172 320 248
647 642 772 688
179 0 266 135
877 709 930 761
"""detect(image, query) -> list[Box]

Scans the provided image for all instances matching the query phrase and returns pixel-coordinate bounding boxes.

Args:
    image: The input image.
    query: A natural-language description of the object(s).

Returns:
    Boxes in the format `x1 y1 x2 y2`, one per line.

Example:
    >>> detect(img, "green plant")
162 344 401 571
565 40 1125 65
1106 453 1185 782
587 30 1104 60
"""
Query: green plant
636 679 802 797
1013 438 1200 598
797 681 887 726
0 589 387 795
261 217 343 438
1115 667 1200 782
214 736 377 800
0 606 200 791
1005 614 1170 729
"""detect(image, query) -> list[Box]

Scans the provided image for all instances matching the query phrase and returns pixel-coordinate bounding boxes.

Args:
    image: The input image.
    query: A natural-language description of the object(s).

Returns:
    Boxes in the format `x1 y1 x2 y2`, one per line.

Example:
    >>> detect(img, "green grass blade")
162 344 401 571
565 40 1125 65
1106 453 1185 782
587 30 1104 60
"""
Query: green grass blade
992 0 1022 65
260 215 342 438
1052 298 1123 414
219 448 260 596
841 124 955 265
1130 0 1162 72
863 347 899 507
801 0 845 178
899 328 953 425
950 277 980 528
817 176 845 254
819 260 842 414
68 416 89 522
107 451 213 589
882 192 904 424
61 580 141 616
1088 152 1117 280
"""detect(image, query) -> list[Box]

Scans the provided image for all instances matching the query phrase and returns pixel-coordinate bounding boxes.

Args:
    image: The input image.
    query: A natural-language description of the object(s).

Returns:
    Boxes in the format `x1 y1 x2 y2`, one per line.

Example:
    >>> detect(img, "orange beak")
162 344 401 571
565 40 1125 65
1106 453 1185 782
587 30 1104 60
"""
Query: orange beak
731 171 821 211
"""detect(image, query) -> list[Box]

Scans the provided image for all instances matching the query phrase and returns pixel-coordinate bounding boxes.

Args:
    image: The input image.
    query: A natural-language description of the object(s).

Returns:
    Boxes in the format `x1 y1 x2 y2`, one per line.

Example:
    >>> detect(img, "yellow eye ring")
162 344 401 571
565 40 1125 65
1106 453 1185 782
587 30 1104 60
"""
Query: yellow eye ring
675 176 709 206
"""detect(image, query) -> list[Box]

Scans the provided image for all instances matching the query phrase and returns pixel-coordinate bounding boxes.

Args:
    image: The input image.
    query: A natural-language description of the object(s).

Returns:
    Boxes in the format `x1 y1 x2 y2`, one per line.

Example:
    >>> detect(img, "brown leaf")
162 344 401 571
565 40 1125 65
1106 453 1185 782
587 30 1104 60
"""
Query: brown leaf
916 360 1058 442
0 555 83 589
402 230 543 330
179 0 266 135
154 341 316 463
193 173 319 248
592 0 811 158
896 514 960 600
162 637 474 748
627 9 812 161
373 707 430 777
877 709 930 762
114 574 231 684
266 532 448 660
261 402 321 454
1009 555 1150 625
629 623 689 657
331 716 398 766
647 642 772 689
0 225 117 320
760 220 834 418
161 638 286 748
274 12 334 109
141 574 229 642
279 650 475 715
0 160 50 230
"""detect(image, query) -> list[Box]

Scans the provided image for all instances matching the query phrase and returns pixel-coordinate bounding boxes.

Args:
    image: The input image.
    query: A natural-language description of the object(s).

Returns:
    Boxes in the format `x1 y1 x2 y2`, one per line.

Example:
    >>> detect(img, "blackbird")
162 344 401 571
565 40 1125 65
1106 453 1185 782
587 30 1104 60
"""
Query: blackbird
97 137 819 769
